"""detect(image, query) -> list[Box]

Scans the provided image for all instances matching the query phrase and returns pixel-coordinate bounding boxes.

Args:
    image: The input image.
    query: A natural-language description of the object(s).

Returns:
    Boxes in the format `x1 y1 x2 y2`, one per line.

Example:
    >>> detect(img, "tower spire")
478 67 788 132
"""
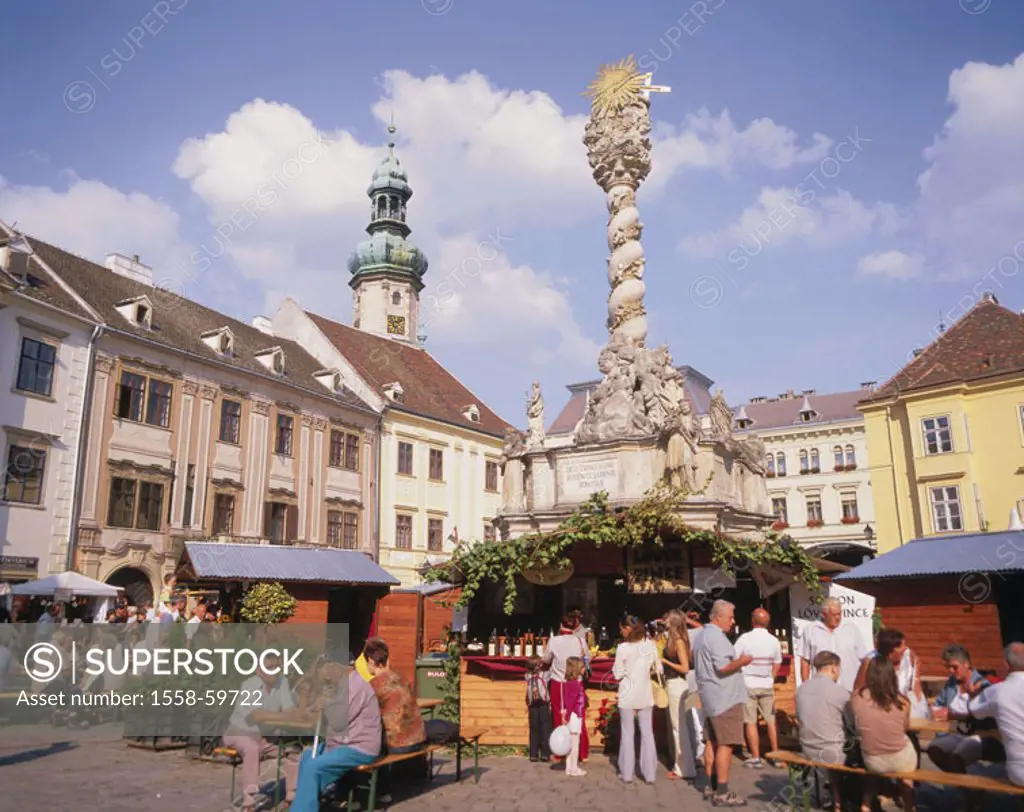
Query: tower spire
347 122 428 341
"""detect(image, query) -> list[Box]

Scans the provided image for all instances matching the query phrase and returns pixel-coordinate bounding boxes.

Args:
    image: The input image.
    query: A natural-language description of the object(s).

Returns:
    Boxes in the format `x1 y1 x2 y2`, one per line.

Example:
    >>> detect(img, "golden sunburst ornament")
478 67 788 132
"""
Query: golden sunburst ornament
584 55 670 114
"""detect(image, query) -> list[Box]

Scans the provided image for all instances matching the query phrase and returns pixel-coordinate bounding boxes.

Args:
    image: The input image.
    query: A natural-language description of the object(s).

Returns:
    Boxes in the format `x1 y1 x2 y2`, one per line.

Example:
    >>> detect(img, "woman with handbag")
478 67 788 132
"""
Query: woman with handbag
612 614 662 783
544 611 591 762
662 609 696 780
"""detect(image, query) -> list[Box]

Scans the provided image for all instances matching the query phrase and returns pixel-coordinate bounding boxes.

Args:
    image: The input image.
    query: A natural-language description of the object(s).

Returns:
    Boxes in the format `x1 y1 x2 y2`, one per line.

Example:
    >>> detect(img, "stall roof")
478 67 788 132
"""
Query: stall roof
395 582 456 595
11 571 121 597
835 530 1024 582
183 542 400 586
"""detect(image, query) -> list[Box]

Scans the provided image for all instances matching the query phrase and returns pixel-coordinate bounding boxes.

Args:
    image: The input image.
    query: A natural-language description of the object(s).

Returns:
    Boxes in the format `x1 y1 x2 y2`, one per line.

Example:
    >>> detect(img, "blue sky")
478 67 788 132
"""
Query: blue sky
2 0 1023 424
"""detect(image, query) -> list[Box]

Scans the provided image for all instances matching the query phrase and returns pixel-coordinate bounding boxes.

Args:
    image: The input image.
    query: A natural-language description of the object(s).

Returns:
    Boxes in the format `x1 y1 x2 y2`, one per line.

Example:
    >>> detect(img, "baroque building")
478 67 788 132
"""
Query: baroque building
732 387 876 564
0 227 98 584
4 232 378 605
859 294 1024 553
274 125 509 585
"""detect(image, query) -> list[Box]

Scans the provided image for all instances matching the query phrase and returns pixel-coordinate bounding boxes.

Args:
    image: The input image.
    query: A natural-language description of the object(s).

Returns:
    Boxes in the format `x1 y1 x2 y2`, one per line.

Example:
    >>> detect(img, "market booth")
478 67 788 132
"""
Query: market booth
9 570 122 620
451 535 832 747
176 541 399 656
835 528 1024 677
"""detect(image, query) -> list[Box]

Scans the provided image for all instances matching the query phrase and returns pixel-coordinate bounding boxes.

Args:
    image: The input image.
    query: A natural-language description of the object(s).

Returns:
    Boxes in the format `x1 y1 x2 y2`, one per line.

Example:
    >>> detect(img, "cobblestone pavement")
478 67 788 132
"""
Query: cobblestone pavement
2 734 1019 812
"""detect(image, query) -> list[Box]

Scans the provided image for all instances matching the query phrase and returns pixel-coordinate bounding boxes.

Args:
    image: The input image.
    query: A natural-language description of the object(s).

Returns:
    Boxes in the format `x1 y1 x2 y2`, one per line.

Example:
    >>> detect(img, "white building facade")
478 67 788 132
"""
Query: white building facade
0 230 98 583
733 387 877 563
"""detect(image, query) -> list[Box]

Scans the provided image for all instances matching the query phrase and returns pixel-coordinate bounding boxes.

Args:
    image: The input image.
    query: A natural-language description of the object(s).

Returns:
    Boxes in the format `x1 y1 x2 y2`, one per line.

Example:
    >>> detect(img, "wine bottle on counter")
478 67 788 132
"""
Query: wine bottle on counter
524 632 534 658
488 629 497 656
598 626 610 650
502 628 511 657
779 627 789 656
513 629 523 657
535 632 545 658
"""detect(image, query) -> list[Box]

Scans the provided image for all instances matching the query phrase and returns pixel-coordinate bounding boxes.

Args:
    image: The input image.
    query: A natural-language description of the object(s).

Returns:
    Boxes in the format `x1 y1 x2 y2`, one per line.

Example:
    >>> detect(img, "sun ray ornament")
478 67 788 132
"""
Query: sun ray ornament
583 55 671 114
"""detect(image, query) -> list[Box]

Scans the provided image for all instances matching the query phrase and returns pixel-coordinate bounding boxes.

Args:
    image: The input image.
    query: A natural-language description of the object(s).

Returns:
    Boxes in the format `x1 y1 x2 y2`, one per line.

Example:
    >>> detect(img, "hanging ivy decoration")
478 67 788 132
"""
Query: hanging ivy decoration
425 482 822 614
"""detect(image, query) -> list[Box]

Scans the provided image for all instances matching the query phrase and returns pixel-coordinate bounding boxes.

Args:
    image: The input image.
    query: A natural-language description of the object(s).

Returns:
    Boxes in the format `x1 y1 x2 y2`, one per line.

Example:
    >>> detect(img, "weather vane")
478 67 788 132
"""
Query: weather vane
583 55 671 114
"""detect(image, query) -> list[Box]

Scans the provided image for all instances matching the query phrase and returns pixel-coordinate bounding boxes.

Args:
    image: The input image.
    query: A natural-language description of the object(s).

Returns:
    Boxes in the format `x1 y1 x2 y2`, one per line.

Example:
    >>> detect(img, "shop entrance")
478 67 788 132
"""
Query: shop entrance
106 566 153 607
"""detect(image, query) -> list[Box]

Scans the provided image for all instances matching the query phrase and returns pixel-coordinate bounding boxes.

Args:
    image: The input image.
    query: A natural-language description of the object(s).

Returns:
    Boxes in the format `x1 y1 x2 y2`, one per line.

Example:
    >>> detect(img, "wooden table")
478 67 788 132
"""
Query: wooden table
248 710 320 811
910 716 1002 739
417 698 443 719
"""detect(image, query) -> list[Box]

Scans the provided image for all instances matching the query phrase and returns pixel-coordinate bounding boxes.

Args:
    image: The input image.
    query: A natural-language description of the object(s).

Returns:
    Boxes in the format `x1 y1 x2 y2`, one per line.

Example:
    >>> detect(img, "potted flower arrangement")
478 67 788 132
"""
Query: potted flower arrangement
807 519 825 528
595 698 620 750
841 516 860 524
771 520 789 531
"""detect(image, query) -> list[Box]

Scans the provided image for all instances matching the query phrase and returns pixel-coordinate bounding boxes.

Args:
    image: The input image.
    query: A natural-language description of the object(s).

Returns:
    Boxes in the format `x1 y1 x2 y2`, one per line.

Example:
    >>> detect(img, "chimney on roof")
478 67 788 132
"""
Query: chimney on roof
860 380 876 391
105 252 153 285
979 292 998 305
750 396 767 404
912 348 923 358
252 316 274 336
802 389 817 396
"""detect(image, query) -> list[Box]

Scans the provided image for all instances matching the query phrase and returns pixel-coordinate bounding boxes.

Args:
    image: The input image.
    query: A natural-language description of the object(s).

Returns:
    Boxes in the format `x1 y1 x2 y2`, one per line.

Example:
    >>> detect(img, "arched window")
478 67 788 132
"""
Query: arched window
798 449 809 473
776 452 787 476
833 445 844 469
390 195 399 217
376 197 387 218
392 291 401 306
766 454 775 476
845 445 856 468
810 448 820 471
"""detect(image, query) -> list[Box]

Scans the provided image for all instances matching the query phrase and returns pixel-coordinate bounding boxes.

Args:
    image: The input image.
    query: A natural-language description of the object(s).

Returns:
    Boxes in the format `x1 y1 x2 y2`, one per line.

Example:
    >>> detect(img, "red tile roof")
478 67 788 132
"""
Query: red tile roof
307 311 511 437
871 298 1024 399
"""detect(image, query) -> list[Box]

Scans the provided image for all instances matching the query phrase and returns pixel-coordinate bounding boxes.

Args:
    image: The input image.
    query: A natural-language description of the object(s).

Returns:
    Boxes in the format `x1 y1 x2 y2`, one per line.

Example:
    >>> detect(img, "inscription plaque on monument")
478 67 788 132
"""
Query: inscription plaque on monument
559 457 619 501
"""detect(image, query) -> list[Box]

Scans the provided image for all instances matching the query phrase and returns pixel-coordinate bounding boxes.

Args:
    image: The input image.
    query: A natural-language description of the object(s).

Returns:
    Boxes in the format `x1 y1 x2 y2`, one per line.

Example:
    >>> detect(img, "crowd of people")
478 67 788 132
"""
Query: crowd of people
523 598 1023 809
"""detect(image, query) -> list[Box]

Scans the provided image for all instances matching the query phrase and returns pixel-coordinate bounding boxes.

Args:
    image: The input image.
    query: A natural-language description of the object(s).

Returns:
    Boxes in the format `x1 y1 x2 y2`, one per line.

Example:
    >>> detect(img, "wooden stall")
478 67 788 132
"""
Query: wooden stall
455 535 809 748
175 541 399 656
835 530 1024 678
375 583 462 689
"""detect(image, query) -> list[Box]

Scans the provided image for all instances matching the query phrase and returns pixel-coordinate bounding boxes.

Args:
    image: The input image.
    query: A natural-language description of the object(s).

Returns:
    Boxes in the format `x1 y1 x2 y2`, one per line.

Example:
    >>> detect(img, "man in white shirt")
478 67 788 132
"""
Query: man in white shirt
734 608 783 768
962 642 1024 787
798 597 867 693
223 653 296 809
185 600 207 642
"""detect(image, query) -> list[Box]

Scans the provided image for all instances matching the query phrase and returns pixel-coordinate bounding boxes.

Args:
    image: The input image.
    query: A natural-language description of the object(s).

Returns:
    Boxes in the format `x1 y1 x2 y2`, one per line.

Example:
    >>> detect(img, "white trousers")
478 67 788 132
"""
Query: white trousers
666 678 698 778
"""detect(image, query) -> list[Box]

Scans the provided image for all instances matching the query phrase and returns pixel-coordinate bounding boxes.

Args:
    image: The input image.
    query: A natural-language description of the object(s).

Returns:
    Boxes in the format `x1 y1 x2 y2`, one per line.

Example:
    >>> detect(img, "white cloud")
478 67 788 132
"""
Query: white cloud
679 185 900 260
649 108 833 189
861 53 1024 283
0 176 192 288
420 234 600 368
857 250 925 280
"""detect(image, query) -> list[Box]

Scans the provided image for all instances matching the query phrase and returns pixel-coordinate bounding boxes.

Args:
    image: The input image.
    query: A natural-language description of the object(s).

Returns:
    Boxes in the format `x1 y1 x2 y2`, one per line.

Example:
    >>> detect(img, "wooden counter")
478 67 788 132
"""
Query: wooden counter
460 656 618 747
460 653 799 748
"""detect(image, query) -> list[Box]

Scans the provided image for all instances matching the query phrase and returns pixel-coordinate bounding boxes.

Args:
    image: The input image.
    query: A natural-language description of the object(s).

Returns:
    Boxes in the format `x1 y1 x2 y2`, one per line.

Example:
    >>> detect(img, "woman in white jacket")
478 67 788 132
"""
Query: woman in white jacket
613 614 662 783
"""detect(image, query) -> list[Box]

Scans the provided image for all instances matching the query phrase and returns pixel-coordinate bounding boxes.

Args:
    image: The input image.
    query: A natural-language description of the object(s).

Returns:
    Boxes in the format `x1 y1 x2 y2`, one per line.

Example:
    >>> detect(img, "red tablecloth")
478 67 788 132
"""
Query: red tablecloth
463 655 618 684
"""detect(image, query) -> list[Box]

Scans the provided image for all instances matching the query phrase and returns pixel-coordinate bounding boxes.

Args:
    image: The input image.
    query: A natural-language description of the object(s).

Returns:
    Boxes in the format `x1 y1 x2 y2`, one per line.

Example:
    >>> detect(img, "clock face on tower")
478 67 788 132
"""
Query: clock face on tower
387 315 406 335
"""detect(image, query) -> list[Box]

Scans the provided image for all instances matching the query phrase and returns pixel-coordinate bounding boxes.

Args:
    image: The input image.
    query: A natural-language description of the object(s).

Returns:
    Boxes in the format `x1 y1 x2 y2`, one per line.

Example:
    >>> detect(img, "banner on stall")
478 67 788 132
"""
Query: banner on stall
789 581 875 687
627 541 691 593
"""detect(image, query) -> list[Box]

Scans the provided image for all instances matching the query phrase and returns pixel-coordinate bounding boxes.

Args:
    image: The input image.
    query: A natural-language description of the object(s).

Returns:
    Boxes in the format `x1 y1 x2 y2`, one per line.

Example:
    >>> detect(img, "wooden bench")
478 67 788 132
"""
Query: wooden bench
336 743 446 812
329 727 491 811
766 749 1024 809
454 726 489 784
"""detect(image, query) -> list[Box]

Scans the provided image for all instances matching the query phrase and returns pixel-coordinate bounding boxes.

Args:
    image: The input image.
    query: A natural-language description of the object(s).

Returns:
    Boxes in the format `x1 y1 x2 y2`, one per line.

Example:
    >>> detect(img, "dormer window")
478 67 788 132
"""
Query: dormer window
392 291 401 306
114 295 153 329
383 381 404 403
797 394 817 423
314 369 345 394
463 404 480 423
201 327 235 357
734 405 753 430
255 346 285 376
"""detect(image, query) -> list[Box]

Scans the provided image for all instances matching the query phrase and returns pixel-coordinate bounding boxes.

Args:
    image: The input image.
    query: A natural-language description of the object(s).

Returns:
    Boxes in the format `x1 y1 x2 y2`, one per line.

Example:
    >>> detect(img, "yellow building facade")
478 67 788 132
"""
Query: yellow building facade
860 295 1024 552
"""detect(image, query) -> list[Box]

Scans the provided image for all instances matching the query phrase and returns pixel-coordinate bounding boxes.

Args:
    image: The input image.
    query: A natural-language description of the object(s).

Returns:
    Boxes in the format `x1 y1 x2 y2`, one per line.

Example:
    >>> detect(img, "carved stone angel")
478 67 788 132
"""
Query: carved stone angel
709 389 734 439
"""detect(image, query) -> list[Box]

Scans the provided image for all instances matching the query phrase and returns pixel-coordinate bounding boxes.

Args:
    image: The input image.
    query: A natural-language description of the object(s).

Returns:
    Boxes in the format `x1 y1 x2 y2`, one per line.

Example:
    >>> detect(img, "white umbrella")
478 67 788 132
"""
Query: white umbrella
11 571 121 598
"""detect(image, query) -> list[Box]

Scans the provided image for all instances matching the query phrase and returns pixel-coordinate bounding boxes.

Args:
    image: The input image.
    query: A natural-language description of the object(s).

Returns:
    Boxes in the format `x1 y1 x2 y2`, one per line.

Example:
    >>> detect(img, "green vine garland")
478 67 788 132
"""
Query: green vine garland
426 482 822 614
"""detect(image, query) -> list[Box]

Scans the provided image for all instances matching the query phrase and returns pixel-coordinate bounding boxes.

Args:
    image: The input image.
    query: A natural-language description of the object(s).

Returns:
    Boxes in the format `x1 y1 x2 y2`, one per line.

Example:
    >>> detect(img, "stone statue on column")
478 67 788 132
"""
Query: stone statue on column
526 382 545 448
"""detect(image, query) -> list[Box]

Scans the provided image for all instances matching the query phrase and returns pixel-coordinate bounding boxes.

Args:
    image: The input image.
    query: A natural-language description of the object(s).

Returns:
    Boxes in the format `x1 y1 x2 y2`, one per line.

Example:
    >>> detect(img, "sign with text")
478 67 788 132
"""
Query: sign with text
627 541 692 594
559 457 619 502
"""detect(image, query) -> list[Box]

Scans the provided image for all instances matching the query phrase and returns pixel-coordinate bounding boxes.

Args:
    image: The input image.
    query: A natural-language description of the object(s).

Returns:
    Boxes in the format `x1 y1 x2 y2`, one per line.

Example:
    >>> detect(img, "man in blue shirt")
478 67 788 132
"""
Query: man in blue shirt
927 644 996 774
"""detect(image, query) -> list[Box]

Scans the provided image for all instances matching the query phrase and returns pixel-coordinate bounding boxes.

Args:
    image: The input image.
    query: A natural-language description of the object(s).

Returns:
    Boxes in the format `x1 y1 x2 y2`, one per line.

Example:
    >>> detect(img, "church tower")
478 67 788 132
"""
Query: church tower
348 124 428 342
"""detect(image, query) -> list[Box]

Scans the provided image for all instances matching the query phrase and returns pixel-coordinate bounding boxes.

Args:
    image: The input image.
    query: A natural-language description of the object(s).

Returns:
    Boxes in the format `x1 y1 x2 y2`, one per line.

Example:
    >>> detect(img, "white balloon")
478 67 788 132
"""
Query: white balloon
549 724 572 757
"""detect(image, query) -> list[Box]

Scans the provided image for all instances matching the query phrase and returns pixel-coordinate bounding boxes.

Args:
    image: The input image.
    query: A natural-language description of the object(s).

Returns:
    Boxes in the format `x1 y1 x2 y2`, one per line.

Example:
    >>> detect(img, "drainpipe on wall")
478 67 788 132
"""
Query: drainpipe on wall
884 404 907 546
372 406 386 562
66 324 105 571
